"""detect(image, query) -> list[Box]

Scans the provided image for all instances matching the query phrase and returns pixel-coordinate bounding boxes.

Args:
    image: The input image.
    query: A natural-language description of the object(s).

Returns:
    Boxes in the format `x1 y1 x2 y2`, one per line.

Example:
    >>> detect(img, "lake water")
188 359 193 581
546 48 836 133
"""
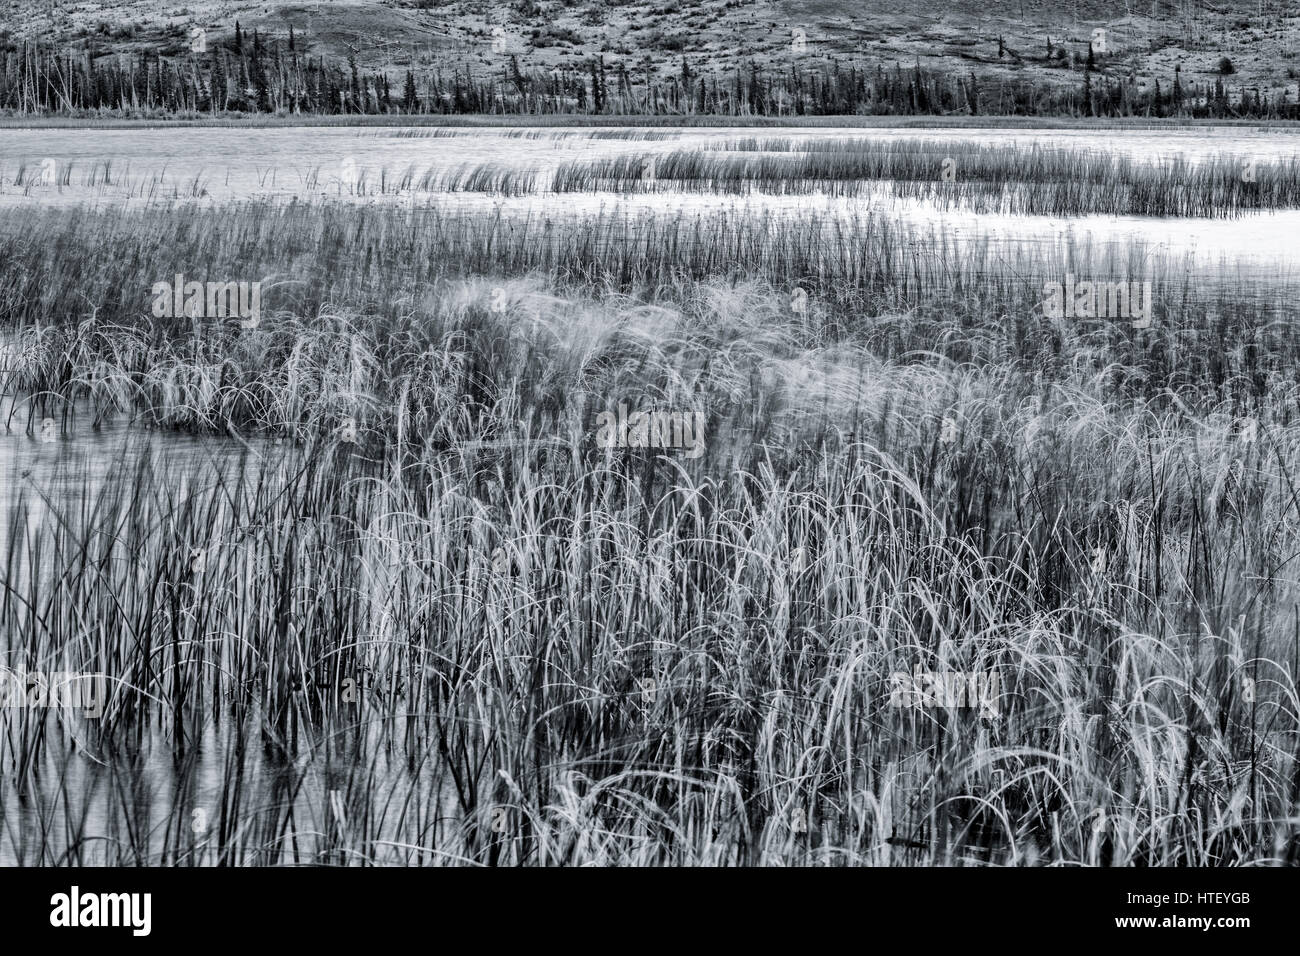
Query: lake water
0 398 273 573
2 124 1299 277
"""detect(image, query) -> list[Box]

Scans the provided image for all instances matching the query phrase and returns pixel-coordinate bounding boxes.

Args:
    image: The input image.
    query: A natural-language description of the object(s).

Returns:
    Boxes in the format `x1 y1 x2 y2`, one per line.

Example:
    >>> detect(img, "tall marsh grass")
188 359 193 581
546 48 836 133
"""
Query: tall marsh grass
552 140 1300 217
1 201 1298 865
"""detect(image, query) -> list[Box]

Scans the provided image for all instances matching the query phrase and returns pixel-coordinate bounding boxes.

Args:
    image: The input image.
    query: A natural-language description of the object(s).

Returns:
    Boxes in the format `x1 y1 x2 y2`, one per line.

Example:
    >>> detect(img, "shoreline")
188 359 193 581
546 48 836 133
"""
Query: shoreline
3 113 1300 131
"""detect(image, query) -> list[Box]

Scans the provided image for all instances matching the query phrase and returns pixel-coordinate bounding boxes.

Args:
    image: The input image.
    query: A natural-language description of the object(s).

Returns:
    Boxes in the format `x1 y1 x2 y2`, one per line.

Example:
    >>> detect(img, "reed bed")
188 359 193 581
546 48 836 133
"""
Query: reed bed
386 128 688 141
17 136 1299 216
551 140 1300 217
0 201 1298 865
1 203 1297 433
6 158 211 200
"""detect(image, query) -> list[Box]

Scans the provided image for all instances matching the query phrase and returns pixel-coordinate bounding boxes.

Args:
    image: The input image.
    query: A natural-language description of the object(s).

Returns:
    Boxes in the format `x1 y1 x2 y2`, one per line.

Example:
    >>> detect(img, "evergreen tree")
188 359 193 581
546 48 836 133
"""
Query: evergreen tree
253 55 270 111
1084 46 1093 115
510 55 525 95
210 47 224 111
403 69 418 111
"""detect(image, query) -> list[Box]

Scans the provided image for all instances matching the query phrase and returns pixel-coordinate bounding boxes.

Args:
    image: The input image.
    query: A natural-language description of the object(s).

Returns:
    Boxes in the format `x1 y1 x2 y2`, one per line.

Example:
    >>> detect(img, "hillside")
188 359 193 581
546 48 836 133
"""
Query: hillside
4 0 1300 100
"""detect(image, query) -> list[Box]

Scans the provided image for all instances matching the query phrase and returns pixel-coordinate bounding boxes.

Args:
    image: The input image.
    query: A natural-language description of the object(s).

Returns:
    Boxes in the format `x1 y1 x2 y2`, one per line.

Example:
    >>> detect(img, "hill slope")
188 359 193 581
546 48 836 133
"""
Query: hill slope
4 0 1299 98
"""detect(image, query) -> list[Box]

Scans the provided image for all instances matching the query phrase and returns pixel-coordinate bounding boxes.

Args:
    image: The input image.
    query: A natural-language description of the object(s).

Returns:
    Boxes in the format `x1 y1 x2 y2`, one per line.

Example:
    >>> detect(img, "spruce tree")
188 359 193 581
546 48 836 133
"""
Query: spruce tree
589 58 602 112
1084 47 1093 115
403 69 417 111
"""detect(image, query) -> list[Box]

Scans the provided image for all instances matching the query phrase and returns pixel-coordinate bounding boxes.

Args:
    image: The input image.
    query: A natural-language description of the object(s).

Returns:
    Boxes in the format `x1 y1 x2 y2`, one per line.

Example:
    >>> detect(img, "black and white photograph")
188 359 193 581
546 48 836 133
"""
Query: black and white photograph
0 0 1295 932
